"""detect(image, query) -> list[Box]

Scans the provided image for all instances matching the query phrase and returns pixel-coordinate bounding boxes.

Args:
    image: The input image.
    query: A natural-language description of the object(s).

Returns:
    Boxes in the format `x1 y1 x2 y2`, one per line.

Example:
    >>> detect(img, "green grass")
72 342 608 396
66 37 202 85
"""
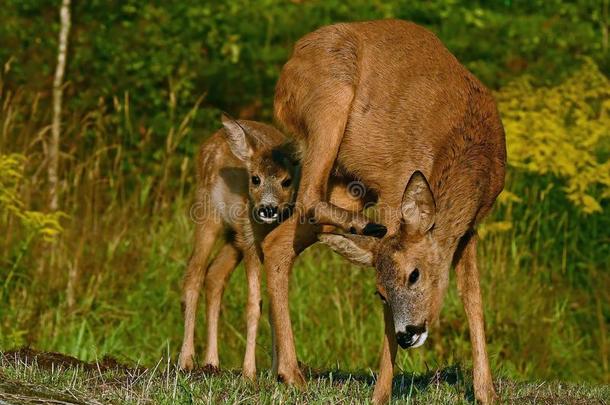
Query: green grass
1 350 608 404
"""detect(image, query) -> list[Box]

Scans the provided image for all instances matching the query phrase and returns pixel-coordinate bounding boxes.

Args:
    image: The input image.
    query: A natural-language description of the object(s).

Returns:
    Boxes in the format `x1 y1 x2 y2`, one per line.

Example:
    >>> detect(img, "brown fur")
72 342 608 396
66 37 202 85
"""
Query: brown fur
265 20 506 403
178 116 298 379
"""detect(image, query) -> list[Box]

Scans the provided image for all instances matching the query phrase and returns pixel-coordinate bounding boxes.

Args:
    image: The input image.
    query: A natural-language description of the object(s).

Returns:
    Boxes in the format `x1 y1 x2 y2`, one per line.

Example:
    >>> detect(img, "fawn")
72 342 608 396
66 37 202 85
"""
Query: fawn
178 114 298 379
264 20 506 404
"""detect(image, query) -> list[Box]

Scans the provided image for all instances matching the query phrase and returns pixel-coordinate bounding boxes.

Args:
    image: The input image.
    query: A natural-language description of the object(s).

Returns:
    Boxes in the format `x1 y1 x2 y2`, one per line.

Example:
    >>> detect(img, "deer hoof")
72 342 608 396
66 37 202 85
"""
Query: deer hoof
242 368 257 381
277 367 306 388
363 223 387 238
476 386 498 404
178 353 194 371
202 363 221 374
371 389 390 404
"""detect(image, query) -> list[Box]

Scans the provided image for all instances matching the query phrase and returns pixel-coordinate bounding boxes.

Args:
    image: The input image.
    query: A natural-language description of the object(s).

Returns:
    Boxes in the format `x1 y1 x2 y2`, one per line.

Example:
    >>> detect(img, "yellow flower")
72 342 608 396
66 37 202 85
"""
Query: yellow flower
496 58 610 214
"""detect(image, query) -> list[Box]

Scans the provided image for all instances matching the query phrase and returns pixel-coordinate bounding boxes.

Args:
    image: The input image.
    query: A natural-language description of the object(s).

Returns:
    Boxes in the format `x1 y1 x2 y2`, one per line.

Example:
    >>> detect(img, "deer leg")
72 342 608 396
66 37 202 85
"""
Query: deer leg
179 218 223 370
242 248 263 380
327 178 371 212
372 303 398 404
202 242 242 369
263 215 318 386
269 304 278 374
295 89 385 238
455 231 496 404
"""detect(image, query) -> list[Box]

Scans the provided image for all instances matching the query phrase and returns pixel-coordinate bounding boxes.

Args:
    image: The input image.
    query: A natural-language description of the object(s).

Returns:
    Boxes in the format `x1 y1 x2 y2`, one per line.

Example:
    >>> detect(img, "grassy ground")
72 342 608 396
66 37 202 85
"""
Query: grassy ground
1 349 608 404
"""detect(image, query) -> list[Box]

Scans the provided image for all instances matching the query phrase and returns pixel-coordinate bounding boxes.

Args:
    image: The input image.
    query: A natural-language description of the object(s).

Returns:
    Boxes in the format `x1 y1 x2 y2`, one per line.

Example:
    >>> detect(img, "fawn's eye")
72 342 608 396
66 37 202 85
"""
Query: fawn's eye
281 178 292 188
251 176 261 186
408 268 420 285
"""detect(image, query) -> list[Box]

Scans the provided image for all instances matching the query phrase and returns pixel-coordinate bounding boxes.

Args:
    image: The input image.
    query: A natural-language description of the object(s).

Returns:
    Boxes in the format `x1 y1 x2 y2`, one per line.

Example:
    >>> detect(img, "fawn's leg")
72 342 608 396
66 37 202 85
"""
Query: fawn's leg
202 242 242 369
455 231 496 404
372 303 398 404
242 249 263 379
179 218 223 370
262 216 318 386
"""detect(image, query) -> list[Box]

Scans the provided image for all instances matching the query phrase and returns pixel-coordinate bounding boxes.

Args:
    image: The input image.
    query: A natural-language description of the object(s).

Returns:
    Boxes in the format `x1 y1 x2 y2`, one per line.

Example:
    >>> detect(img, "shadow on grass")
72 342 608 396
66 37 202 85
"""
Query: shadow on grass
306 364 466 401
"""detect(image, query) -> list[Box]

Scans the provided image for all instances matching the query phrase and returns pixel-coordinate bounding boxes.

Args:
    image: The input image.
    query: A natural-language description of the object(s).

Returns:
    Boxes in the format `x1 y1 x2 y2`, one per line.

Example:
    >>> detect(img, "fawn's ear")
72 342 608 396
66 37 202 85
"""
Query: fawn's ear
221 113 253 162
401 170 436 235
318 233 378 267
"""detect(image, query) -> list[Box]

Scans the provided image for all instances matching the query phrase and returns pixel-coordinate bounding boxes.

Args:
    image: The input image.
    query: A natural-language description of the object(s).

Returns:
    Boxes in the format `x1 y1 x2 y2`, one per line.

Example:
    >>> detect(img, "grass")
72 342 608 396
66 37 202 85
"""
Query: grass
1 349 608 404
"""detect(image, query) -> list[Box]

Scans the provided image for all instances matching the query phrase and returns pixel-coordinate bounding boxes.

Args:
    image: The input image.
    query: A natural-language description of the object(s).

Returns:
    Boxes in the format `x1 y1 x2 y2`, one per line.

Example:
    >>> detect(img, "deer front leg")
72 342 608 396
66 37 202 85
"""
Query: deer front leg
242 249 263 380
372 303 398 404
455 232 496 404
263 216 318 386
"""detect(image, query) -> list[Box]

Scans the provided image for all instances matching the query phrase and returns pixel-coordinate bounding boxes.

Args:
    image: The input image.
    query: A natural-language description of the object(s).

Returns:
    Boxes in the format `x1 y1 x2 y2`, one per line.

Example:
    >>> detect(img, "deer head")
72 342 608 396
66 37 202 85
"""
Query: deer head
319 171 451 349
221 114 299 224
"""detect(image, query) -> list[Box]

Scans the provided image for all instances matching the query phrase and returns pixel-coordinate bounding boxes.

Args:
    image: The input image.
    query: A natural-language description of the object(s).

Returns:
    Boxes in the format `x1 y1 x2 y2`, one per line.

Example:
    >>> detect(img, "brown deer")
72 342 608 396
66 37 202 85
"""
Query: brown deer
178 114 298 379
263 20 506 404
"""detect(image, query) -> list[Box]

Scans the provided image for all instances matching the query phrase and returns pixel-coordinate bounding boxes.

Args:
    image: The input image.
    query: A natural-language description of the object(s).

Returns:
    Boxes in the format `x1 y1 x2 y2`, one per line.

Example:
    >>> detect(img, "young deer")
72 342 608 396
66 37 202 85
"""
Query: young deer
178 114 298 379
264 20 506 404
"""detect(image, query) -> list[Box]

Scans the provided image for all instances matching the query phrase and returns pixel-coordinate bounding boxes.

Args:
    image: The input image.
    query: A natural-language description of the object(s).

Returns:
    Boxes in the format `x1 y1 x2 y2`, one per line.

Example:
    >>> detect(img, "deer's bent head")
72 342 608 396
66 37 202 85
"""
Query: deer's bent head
222 114 299 224
319 171 450 349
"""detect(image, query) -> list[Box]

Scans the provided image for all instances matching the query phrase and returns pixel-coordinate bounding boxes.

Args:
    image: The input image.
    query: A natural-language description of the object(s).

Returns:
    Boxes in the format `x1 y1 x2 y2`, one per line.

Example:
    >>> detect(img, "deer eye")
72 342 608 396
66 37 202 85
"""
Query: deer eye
408 268 420 285
251 176 261 186
281 178 292 188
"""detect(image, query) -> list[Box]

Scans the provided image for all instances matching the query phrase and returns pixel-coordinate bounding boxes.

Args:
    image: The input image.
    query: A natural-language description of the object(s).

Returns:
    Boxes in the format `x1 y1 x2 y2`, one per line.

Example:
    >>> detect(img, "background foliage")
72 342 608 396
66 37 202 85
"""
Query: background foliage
1 0 609 389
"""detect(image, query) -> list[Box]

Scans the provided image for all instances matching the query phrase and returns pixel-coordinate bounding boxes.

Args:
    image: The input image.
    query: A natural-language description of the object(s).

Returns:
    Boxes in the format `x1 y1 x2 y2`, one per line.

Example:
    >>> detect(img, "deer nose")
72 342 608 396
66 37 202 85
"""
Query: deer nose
258 205 278 220
396 324 427 349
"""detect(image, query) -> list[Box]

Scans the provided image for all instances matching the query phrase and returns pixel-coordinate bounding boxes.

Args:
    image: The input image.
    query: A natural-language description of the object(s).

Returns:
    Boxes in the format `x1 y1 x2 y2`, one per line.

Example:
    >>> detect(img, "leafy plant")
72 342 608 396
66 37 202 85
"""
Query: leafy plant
498 58 610 213
0 153 64 242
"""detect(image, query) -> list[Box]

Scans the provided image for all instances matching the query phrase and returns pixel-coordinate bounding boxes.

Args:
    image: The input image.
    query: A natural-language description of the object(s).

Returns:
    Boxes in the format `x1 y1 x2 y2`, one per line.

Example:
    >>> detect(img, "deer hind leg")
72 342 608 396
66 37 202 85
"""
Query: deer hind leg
242 248 263 380
298 98 385 237
179 217 223 370
275 51 385 238
455 231 496 404
328 177 376 212
202 242 242 370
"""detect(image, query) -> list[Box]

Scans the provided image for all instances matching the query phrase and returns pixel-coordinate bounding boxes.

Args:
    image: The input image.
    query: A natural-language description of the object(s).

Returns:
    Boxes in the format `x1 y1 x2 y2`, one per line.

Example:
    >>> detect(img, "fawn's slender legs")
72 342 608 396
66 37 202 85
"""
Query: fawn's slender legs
202 242 242 368
455 232 496 404
242 249 263 379
179 218 223 370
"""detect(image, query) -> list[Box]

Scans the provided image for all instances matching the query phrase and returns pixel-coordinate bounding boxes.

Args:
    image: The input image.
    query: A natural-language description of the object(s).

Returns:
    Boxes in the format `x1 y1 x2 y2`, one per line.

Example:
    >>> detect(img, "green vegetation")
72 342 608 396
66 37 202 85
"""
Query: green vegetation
0 0 609 402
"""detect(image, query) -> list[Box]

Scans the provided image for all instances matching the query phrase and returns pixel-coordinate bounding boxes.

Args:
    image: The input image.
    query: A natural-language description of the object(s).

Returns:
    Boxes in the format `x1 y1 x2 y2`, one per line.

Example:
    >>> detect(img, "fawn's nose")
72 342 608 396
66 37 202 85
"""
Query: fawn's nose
257 205 279 221
396 324 427 349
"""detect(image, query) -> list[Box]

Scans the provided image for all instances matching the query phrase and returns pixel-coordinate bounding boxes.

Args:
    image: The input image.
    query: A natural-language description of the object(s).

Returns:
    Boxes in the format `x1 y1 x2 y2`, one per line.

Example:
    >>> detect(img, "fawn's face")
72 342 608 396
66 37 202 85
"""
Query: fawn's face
319 171 449 349
247 148 297 224
221 115 298 224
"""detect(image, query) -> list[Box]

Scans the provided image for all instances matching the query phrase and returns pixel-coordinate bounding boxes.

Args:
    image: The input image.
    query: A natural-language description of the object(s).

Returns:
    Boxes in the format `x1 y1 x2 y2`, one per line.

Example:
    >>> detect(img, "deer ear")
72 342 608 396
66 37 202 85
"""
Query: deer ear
221 113 253 162
401 171 436 235
318 233 378 267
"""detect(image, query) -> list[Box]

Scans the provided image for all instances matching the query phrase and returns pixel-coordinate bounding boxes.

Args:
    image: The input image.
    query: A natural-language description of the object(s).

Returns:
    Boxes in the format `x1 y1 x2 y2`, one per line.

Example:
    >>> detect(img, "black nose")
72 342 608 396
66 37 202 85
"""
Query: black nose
258 205 278 219
396 324 426 349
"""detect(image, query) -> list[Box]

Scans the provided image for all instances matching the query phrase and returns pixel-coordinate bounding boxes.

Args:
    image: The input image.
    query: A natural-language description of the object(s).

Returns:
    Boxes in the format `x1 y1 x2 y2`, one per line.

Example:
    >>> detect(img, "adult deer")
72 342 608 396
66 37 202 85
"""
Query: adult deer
179 115 298 379
264 20 506 403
